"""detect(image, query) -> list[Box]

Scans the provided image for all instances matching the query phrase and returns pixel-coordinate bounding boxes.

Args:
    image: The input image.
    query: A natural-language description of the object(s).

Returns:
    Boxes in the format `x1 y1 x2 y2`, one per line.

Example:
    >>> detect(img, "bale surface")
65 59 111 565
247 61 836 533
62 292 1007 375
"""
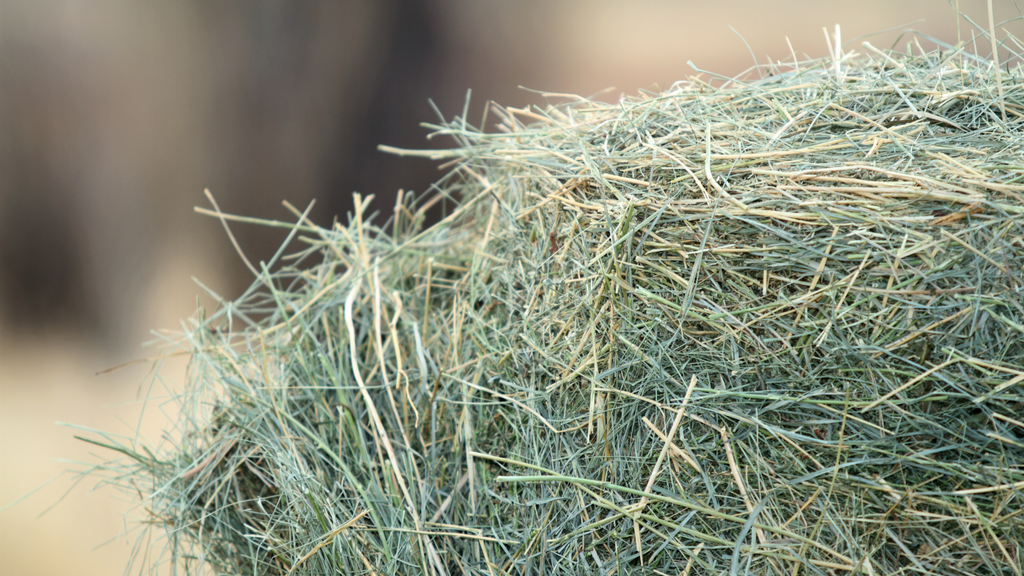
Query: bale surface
95 42 1024 575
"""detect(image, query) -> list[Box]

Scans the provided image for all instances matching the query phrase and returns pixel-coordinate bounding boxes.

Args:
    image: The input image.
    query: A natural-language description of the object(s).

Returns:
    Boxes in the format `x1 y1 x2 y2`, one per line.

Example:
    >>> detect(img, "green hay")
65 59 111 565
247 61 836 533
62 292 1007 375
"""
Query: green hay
86 28 1024 576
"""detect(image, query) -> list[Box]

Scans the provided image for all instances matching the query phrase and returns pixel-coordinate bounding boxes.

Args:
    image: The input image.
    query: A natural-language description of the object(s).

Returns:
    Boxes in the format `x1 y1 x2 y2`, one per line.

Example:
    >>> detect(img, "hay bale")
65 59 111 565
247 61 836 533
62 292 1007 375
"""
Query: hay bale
92 38 1024 575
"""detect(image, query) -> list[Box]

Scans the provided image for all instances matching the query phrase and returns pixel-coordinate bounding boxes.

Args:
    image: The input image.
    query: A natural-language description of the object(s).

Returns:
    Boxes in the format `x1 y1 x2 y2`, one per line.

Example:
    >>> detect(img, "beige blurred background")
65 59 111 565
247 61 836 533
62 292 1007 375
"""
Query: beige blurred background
1 1 1020 574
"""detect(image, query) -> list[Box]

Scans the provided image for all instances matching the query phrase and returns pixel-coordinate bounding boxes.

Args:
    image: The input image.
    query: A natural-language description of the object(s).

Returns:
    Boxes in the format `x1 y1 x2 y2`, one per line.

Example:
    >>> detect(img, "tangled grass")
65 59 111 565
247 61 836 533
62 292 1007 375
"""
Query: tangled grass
85 24 1024 576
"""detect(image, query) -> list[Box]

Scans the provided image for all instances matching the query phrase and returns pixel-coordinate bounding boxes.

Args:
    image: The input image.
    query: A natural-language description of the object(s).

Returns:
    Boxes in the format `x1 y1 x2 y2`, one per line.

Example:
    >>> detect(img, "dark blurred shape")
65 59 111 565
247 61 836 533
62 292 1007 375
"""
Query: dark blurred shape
0 144 93 332
322 0 451 218
0 29 102 334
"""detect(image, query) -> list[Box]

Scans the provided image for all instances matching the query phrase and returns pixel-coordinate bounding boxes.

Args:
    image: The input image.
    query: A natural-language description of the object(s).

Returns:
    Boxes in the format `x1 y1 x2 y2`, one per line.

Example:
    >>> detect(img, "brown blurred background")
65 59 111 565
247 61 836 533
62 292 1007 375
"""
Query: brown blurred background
1 1 1021 574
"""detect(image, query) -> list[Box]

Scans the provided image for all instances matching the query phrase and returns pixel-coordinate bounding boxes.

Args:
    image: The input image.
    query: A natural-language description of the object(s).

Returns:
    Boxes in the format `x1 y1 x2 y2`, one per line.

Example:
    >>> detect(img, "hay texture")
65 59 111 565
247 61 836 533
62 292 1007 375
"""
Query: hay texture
93 35 1024 575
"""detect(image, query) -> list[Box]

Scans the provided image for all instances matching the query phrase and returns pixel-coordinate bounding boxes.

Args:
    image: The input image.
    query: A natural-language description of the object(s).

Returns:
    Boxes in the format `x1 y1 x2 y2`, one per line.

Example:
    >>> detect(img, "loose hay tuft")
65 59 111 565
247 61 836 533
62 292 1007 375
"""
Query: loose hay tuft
89 33 1024 575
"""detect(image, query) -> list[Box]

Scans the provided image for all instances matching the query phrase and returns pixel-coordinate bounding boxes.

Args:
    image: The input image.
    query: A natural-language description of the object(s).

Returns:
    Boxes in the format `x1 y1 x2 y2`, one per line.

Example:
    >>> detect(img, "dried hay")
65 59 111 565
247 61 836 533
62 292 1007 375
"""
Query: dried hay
85 25 1024 576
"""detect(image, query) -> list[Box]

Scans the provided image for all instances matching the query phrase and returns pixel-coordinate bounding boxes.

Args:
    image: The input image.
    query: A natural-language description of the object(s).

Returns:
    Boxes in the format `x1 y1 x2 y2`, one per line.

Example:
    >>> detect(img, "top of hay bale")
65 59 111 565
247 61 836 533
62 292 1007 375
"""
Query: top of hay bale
89 30 1024 576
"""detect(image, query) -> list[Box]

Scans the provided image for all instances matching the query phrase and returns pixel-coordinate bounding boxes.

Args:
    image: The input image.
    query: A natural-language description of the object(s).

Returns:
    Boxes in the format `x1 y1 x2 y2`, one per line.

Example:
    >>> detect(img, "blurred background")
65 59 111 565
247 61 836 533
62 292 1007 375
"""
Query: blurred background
1 1 1021 574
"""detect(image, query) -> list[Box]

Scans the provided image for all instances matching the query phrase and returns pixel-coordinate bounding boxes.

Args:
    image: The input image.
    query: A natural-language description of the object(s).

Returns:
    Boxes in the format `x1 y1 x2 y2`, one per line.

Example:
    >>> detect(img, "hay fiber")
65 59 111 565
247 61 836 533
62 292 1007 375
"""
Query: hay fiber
87 32 1024 575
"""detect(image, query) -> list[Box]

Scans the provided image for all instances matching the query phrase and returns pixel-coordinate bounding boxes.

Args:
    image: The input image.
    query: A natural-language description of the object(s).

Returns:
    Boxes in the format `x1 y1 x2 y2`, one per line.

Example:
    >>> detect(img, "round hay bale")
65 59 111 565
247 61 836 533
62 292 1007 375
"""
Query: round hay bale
93 41 1024 575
